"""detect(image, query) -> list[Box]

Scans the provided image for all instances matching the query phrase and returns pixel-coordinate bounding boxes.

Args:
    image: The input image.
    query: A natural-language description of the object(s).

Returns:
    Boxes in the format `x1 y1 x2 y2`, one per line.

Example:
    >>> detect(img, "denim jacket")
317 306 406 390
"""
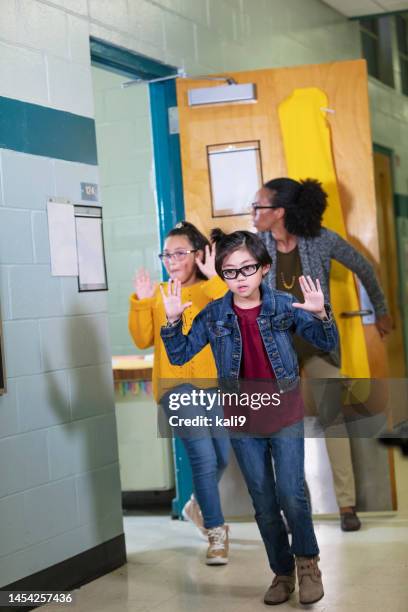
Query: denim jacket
160 282 338 393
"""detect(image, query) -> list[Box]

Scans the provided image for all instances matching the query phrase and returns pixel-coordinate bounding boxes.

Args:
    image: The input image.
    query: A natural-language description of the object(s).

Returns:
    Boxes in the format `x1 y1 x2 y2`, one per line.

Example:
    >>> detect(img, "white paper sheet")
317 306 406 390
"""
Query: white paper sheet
208 146 261 216
47 201 78 276
75 216 106 289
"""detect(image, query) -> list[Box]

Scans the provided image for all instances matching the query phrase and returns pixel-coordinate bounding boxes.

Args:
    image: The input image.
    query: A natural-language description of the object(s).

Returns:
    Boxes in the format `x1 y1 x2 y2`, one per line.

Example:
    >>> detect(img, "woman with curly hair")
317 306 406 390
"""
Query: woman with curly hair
252 177 392 532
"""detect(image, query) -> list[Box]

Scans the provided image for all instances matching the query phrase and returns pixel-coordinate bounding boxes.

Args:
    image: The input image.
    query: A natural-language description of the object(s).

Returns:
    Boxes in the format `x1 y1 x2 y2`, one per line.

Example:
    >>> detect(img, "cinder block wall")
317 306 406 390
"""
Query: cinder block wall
1 0 408 587
92 67 161 356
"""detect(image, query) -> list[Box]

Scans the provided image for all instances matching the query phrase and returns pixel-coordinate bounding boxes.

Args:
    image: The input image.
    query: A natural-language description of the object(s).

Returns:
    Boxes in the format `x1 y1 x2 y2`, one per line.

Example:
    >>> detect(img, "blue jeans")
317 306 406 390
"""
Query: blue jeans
160 384 230 530
231 420 319 575
182 435 230 529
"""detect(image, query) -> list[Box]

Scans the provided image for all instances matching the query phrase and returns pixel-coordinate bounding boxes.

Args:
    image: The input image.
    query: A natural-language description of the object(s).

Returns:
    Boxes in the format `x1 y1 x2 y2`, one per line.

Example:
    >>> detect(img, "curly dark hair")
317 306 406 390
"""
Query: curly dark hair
263 177 328 238
210 228 272 277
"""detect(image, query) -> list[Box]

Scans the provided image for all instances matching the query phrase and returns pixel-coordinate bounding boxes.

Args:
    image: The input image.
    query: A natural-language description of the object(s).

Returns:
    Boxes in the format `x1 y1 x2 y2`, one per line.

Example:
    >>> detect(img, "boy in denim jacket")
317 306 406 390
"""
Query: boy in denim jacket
160 229 338 606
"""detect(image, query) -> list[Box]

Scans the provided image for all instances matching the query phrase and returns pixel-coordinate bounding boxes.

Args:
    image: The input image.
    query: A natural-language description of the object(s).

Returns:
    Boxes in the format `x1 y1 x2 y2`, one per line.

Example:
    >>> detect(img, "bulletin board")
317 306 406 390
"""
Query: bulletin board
47 199 108 292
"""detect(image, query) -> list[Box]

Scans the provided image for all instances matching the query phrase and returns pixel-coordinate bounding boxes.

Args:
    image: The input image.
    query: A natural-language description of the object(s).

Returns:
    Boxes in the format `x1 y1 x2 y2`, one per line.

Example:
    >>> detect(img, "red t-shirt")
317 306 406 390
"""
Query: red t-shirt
229 302 304 434
233 303 275 379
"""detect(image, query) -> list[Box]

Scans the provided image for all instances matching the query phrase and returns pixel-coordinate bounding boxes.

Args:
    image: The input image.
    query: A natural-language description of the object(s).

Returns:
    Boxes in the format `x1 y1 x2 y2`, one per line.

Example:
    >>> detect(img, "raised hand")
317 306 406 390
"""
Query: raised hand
159 278 193 323
195 243 217 279
292 276 326 318
133 268 158 299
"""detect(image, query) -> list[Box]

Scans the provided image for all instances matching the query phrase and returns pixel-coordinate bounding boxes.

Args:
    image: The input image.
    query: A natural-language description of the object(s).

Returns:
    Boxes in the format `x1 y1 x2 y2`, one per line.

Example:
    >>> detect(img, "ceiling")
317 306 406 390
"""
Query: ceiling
321 0 408 17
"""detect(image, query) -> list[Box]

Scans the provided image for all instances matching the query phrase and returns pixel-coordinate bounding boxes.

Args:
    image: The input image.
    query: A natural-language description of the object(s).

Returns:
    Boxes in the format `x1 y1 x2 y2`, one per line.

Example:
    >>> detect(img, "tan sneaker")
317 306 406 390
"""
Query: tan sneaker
296 555 324 605
182 496 207 539
264 573 295 605
206 525 229 565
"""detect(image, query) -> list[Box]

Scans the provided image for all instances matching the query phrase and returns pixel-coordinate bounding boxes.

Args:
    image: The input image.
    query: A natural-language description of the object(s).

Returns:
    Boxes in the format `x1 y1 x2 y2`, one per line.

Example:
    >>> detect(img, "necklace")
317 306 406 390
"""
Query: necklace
280 272 296 290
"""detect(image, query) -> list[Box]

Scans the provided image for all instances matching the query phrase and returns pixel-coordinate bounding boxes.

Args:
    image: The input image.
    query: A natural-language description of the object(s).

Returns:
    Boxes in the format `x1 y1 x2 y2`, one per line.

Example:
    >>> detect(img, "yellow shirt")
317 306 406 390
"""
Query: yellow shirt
128 275 227 400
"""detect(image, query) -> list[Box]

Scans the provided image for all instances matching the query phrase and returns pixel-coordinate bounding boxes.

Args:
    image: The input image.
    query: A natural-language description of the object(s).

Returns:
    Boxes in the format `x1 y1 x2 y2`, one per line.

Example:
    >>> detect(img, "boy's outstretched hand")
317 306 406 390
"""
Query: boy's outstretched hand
160 278 192 324
292 276 327 319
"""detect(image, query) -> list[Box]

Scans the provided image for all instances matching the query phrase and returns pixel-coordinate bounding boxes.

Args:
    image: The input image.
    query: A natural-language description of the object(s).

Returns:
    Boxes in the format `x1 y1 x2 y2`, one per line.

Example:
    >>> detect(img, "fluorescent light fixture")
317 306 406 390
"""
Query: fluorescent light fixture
188 83 256 106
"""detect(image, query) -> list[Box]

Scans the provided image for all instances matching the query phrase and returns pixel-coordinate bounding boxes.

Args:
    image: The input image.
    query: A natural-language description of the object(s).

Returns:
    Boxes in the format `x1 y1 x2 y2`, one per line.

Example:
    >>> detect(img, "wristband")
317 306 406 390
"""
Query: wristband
165 318 181 328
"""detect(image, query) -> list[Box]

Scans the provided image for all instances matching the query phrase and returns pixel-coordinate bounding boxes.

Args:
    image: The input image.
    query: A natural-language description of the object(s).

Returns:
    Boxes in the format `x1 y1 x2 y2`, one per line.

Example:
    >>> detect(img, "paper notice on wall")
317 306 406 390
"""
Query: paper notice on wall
47 200 78 276
75 216 107 290
208 143 262 217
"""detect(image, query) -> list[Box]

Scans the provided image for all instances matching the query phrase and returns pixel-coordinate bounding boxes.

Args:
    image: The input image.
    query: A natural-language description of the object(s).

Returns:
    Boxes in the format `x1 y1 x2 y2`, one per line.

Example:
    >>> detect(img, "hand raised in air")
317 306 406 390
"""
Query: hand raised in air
292 276 326 318
159 278 192 323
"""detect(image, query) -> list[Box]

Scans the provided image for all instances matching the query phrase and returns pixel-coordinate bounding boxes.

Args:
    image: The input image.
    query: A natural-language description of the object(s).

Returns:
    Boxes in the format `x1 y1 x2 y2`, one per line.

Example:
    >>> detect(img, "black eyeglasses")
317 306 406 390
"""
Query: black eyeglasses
221 263 261 280
158 249 197 262
250 202 278 211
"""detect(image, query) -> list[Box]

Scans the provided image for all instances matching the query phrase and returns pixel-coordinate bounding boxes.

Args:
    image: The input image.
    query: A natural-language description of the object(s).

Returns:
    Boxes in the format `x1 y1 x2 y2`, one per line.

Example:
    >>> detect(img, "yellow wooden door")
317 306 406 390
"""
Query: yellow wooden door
176 59 388 378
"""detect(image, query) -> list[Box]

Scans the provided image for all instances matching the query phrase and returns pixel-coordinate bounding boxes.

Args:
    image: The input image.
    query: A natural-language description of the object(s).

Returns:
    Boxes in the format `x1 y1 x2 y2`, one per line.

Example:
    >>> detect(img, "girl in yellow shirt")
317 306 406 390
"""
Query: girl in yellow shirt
128 221 230 565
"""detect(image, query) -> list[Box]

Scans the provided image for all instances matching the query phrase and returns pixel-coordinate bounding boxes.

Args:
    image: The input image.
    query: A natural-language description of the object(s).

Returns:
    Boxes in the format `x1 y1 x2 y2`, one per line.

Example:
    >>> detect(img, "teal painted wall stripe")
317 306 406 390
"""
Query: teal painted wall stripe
0 96 98 165
395 193 408 218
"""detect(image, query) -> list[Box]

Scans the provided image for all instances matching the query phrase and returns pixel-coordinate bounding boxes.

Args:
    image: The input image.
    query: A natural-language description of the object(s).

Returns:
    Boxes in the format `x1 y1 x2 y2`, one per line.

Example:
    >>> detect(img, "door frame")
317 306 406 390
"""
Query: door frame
373 143 394 176
90 39 191 518
373 142 408 374
90 37 184 240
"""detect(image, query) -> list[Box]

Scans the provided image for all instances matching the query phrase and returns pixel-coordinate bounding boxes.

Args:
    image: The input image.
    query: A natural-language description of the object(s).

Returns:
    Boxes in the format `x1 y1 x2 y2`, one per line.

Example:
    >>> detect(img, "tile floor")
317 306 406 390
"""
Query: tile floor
42 512 408 611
